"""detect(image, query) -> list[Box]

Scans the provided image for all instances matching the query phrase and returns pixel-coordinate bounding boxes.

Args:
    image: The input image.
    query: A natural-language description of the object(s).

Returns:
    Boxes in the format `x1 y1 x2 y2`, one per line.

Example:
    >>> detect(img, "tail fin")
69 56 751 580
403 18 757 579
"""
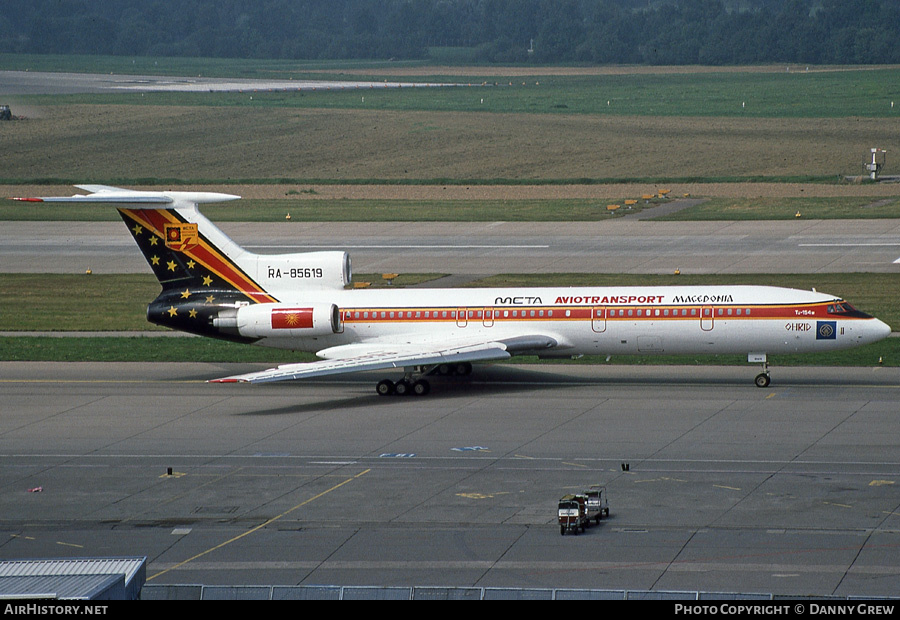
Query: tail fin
117 203 277 304
17 186 277 339
16 185 351 339
20 185 276 302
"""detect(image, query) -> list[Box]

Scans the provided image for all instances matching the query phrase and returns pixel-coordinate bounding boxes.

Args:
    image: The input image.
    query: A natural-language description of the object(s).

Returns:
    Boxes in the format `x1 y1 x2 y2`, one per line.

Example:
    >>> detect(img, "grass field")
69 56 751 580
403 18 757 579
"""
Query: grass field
4 105 898 183
4 196 900 222
4 61 900 184
0 197 664 221
8 54 900 118
656 196 900 220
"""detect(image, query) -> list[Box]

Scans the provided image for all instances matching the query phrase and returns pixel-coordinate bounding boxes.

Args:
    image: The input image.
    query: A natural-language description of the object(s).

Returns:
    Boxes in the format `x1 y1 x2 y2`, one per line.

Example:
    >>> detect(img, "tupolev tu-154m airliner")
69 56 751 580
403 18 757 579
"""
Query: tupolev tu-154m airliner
16 185 891 395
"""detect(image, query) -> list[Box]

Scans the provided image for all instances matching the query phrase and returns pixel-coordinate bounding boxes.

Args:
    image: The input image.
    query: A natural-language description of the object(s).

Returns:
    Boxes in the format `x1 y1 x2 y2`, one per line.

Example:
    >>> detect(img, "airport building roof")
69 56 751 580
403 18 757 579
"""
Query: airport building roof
0 557 146 600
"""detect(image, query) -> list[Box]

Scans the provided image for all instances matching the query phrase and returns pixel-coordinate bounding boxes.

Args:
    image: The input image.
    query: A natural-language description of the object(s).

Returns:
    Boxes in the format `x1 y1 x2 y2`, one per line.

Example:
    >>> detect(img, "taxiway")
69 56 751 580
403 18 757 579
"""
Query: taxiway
1 362 898 597
0 70 458 96
4 219 900 277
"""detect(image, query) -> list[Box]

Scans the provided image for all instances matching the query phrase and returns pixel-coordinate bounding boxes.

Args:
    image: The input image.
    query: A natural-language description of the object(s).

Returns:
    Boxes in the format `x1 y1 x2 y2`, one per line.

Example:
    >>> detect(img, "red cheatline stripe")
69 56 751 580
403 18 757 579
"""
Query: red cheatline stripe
338 303 855 323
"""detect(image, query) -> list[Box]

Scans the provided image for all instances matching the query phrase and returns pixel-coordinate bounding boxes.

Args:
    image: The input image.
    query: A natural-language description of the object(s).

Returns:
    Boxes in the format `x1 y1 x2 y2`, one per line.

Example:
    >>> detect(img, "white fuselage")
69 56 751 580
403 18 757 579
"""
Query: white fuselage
239 284 891 359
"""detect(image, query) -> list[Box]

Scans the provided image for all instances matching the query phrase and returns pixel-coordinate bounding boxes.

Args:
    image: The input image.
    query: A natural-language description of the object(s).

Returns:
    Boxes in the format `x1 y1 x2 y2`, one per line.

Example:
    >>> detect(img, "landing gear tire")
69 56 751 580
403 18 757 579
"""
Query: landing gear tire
754 373 771 388
455 362 473 376
394 379 412 396
376 377 432 396
436 362 473 377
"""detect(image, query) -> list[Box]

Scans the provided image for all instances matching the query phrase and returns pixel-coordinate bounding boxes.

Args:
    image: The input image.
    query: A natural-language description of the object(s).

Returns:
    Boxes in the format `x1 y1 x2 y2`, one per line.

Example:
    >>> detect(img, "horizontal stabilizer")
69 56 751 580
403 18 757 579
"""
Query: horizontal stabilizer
12 185 239 207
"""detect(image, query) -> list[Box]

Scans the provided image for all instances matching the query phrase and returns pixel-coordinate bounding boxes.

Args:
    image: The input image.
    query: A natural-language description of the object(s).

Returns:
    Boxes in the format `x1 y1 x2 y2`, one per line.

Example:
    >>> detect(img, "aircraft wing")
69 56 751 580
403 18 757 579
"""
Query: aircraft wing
209 334 558 384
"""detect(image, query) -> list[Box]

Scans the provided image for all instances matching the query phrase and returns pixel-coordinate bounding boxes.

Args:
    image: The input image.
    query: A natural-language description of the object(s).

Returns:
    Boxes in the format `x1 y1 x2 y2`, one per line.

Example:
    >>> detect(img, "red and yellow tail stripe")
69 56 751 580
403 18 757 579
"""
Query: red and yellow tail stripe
121 208 277 304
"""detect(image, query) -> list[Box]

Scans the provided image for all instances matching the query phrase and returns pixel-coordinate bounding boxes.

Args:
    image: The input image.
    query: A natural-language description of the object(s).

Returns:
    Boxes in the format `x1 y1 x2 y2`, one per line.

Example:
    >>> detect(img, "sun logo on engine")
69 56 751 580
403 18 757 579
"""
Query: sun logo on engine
271 307 314 330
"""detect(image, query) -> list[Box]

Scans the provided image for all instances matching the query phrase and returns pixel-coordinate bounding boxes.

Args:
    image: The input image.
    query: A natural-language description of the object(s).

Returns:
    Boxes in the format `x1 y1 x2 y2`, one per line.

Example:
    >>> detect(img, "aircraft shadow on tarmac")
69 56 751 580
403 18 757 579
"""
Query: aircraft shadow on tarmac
213 361 898 415
220 363 747 416
229 368 558 416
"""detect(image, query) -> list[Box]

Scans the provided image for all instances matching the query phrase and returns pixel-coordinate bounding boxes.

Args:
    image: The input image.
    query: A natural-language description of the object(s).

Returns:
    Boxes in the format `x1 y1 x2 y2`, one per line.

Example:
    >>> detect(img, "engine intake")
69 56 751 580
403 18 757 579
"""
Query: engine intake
257 251 351 292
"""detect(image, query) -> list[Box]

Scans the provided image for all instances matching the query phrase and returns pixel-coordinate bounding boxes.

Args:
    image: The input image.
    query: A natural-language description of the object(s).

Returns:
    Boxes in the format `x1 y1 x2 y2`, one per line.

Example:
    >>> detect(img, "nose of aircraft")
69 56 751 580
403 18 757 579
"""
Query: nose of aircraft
870 318 892 343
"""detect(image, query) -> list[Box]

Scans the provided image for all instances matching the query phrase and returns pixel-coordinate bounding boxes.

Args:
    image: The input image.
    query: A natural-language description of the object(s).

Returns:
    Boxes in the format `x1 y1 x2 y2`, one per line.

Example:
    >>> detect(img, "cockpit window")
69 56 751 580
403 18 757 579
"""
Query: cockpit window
827 301 871 318
828 302 854 315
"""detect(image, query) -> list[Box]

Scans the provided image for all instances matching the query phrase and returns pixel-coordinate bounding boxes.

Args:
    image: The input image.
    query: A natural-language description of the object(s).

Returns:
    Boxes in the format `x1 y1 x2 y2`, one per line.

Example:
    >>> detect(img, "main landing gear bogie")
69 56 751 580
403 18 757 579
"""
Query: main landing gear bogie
375 378 431 397
375 362 472 397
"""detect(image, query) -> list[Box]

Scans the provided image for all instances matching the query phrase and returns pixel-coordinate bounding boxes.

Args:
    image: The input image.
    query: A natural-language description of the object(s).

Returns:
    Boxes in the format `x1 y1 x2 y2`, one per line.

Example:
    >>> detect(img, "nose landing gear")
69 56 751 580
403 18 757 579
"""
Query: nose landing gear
750 353 771 388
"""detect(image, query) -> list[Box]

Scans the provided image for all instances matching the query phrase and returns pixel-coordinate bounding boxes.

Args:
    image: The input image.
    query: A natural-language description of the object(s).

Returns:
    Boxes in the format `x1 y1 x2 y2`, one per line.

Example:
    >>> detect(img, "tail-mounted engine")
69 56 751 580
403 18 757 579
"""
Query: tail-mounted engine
212 303 341 339
256 251 351 293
